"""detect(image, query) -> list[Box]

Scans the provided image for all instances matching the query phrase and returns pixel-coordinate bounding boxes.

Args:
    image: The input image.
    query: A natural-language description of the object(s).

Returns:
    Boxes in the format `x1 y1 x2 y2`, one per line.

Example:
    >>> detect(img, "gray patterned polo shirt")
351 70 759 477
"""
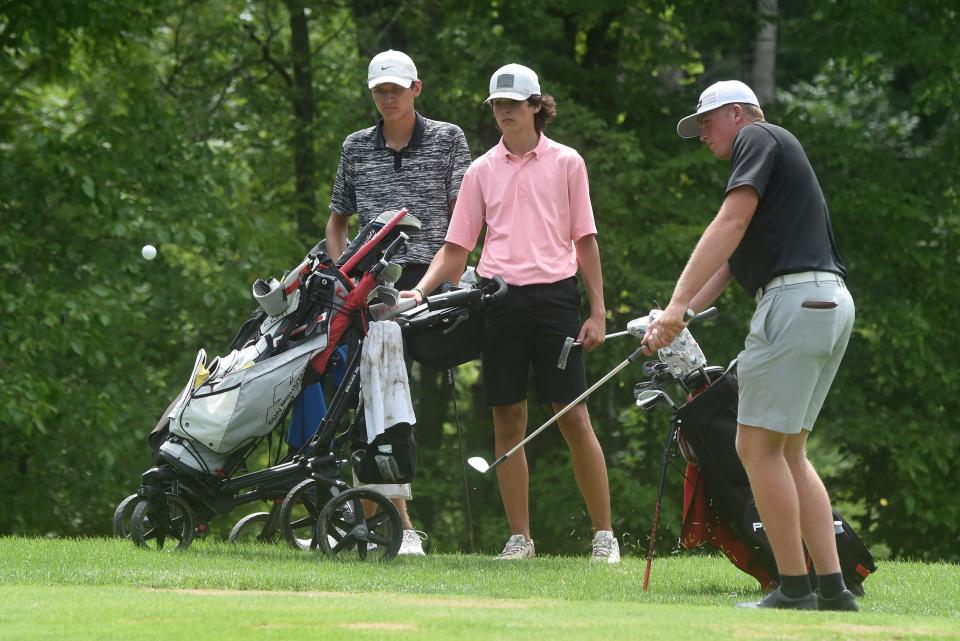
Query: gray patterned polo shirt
330 112 471 265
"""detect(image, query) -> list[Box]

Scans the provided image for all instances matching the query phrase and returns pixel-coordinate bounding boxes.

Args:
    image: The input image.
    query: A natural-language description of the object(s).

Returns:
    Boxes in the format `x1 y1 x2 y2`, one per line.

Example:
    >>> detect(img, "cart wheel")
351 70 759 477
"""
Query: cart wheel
280 479 322 550
130 493 196 550
111 493 140 538
228 511 276 544
317 487 402 561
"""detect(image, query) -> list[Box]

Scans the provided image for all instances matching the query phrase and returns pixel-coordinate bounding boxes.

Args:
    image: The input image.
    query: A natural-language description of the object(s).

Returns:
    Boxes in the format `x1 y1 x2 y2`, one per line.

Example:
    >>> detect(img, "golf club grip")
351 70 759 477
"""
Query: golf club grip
571 330 629 348
688 306 718 324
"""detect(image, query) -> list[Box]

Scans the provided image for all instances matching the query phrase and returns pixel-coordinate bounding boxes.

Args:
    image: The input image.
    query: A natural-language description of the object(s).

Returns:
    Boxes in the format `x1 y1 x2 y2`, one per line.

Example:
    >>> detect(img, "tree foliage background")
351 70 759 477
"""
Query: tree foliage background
1 0 957 560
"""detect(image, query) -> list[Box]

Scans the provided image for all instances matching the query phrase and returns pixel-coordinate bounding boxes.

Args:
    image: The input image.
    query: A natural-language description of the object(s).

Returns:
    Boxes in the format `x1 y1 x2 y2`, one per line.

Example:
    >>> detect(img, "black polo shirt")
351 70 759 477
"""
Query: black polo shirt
330 112 471 265
726 122 846 294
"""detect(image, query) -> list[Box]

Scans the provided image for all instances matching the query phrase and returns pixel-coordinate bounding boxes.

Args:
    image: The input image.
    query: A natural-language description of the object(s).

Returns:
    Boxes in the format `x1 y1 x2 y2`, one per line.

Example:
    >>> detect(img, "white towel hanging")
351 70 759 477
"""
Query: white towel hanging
360 321 416 443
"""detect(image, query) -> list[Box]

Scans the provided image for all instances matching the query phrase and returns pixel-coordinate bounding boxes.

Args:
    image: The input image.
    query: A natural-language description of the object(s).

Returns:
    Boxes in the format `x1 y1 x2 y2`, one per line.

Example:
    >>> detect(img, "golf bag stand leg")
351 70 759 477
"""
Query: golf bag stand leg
644 421 678 592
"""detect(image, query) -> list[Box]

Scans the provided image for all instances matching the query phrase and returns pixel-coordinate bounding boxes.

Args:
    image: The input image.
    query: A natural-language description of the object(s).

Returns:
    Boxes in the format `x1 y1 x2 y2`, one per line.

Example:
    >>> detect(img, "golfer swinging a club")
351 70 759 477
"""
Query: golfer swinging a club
402 63 620 562
642 81 857 610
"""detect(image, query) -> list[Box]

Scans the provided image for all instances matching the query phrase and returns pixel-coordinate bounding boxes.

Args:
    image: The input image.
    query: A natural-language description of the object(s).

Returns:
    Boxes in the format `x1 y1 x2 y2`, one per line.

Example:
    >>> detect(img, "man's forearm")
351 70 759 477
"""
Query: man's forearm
689 264 733 312
671 221 741 307
415 242 469 297
324 213 349 259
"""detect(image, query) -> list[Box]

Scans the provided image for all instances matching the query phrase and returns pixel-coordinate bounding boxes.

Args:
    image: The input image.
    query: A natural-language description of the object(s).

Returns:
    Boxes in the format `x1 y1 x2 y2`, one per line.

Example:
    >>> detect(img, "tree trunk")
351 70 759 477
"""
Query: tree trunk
285 0 318 239
752 0 778 105
348 0 408 59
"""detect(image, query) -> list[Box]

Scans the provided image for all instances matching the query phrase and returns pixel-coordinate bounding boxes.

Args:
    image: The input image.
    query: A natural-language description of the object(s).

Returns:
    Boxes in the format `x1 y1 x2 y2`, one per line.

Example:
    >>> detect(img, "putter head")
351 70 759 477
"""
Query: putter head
467 456 490 473
557 336 576 370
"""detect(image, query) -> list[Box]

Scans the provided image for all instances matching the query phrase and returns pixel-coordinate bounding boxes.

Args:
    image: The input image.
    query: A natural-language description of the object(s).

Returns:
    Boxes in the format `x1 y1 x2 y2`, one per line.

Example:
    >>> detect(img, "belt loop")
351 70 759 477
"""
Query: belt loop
814 271 821 287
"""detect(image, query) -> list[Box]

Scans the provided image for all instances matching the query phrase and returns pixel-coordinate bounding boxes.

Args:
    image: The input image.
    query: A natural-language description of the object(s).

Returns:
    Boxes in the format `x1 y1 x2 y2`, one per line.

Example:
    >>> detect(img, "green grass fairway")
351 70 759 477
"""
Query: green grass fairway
0 538 957 640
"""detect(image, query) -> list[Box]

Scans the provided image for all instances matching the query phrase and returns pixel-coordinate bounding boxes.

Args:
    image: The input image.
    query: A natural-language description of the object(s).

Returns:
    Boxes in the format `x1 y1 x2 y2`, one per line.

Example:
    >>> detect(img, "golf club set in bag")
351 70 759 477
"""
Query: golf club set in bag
628 311 877 594
112 208 507 560
464 305 875 594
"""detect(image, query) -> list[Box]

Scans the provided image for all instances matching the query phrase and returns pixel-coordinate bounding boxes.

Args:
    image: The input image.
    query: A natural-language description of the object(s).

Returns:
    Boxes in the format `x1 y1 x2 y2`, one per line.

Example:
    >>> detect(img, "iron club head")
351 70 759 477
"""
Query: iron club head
377 285 400 307
467 456 490 473
380 262 403 286
635 388 675 410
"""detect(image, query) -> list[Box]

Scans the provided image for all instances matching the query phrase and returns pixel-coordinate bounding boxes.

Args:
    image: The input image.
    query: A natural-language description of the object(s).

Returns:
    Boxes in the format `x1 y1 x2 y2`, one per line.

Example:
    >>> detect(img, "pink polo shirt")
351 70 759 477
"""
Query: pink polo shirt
445 133 597 286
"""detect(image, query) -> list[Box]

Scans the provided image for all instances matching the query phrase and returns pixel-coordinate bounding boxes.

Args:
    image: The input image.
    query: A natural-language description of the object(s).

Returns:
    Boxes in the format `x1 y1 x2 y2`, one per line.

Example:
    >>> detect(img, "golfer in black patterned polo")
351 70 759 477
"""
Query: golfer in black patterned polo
325 49 472 555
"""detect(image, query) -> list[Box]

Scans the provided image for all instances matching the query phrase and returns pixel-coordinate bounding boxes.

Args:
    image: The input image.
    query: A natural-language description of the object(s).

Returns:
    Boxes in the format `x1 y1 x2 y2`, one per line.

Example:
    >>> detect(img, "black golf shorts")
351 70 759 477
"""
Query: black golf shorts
482 277 587 407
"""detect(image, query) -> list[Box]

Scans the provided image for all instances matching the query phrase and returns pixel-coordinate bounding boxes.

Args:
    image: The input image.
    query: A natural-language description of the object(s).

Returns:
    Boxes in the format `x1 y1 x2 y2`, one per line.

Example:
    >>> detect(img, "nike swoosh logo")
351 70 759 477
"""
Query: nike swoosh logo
381 65 395 70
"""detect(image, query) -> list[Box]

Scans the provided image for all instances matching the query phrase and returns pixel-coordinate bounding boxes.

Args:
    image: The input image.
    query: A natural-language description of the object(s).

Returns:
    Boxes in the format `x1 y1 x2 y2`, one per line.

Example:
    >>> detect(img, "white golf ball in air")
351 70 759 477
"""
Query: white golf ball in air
141 244 157 260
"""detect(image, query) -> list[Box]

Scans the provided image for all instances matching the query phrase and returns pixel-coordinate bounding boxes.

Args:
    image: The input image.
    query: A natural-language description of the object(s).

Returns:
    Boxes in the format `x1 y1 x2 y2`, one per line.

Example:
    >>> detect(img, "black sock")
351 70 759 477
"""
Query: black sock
779 574 813 598
817 572 846 599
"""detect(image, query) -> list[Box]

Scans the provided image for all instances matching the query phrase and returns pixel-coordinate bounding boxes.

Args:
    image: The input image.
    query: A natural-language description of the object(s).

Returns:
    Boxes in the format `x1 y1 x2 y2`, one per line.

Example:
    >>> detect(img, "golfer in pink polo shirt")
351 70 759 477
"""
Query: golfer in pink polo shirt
404 63 619 563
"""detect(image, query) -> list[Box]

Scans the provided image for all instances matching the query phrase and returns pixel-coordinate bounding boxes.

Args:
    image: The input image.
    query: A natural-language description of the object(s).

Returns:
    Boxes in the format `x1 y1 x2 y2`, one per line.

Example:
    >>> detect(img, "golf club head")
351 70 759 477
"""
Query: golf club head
375 285 400 307
633 380 659 396
635 388 674 410
467 456 490 473
368 297 418 321
642 360 664 377
557 336 576 370
380 262 403 286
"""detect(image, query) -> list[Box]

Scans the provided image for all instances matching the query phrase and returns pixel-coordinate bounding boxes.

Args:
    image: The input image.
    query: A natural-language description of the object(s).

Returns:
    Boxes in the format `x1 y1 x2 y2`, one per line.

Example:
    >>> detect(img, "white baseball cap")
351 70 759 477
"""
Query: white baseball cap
676 80 760 138
485 63 541 103
367 50 418 89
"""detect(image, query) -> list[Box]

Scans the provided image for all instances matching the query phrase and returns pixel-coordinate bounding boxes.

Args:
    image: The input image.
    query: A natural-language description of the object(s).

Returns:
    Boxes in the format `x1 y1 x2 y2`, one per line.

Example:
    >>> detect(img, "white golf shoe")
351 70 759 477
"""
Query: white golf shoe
398 529 427 556
496 534 535 560
591 530 621 563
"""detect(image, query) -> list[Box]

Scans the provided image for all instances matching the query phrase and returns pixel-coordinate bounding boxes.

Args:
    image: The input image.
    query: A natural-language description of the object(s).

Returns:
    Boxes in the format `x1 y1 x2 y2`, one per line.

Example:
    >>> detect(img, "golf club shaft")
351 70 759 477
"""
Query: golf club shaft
573 330 629 347
448 368 477 553
485 347 644 473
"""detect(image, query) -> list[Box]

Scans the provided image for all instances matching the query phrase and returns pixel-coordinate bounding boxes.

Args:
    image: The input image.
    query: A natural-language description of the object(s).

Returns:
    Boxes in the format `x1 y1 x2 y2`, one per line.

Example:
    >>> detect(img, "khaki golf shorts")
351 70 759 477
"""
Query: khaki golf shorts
737 280 855 434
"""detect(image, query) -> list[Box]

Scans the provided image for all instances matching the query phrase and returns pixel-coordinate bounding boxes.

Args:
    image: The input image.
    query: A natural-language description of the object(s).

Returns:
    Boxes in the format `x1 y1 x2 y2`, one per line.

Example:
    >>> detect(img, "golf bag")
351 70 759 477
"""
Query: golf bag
148 209 421 478
352 422 417 484
400 285 488 371
674 370 877 592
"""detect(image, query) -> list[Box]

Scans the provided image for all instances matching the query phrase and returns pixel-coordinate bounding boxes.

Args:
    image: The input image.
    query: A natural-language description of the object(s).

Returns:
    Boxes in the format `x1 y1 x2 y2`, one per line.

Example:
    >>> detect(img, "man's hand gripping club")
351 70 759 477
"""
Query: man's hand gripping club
641 303 695 355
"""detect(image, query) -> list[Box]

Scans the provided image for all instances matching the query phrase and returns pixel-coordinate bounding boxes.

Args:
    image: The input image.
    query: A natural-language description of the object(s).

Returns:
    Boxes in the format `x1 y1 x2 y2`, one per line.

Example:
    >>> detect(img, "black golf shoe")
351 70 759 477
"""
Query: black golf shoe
818 589 860 612
736 587 818 610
